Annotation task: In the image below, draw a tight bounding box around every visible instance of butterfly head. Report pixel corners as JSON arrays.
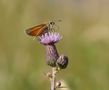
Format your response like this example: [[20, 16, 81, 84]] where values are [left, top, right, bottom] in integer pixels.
[[48, 20, 61, 31]]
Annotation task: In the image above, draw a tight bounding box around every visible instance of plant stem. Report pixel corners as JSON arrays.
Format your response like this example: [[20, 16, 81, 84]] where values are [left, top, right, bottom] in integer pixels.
[[50, 67, 56, 90]]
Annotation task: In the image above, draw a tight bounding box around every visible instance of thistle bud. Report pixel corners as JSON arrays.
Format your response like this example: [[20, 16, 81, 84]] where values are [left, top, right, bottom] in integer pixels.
[[56, 55, 68, 69]]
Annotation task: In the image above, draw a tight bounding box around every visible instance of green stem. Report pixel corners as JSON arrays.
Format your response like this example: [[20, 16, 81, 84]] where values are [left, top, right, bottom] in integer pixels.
[[50, 67, 56, 90]]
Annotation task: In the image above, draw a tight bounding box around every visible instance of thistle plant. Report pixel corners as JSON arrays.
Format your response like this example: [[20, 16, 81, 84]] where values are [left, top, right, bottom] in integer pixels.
[[38, 32, 69, 90]]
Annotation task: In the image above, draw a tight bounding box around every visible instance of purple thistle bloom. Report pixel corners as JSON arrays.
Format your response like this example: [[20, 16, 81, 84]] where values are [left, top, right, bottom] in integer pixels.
[[38, 32, 62, 67], [38, 32, 62, 45]]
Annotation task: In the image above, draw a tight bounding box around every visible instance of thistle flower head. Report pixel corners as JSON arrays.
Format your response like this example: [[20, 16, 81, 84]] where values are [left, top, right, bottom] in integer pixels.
[[38, 32, 62, 45], [37, 32, 62, 67]]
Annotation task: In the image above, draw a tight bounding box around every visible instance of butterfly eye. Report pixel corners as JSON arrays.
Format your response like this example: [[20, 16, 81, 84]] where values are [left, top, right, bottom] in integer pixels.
[[50, 21, 55, 25]]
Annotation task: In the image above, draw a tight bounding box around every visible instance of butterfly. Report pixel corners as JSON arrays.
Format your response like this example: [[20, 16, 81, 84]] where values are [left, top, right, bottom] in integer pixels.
[[25, 21, 56, 37]]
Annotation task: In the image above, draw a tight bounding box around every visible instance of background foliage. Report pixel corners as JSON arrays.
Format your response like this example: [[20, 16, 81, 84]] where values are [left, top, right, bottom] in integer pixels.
[[0, 0, 109, 90]]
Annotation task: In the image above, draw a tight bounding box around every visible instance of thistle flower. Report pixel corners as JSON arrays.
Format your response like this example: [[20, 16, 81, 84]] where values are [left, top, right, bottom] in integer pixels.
[[38, 32, 62, 67]]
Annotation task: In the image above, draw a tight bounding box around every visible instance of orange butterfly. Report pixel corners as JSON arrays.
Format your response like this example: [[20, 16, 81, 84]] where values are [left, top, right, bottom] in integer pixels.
[[25, 21, 55, 37]]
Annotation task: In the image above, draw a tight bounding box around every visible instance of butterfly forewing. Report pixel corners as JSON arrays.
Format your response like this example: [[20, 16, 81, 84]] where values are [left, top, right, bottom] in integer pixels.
[[26, 24, 47, 36]]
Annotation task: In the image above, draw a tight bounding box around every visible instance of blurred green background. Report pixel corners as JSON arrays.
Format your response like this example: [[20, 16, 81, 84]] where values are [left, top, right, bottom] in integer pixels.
[[0, 0, 109, 90]]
